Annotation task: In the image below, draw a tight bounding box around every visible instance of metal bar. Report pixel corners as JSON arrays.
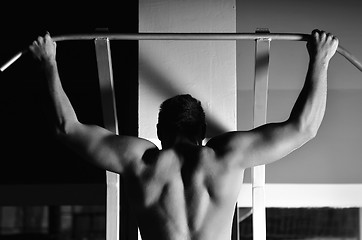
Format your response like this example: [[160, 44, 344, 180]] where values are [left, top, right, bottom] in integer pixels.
[[252, 28, 270, 240], [94, 37, 120, 240], [1, 32, 361, 72], [50, 32, 310, 41], [337, 45, 362, 72], [0, 51, 22, 72]]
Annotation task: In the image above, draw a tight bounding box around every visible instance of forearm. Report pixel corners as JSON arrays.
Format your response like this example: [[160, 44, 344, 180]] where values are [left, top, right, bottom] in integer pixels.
[[42, 60, 78, 134], [289, 58, 328, 136]]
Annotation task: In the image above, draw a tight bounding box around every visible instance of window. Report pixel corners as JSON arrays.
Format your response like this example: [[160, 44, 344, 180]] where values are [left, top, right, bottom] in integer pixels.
[[0, 205, 105, 240], [239, 207, 360, 240]]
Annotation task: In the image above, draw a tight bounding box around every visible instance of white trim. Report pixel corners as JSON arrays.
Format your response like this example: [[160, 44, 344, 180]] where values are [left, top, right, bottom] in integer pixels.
[[252, 29, 270, 240], [238, 184, 362, 208], [94, 37, 120, 240]]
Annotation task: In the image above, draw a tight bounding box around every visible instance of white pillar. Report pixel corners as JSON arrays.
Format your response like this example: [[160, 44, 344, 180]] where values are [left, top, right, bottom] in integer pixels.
[[94, 38, 120, 240], [252, 28, 270, 240]]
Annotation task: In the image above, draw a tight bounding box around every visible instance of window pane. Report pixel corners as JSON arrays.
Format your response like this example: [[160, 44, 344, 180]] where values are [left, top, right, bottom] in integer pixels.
[[0, 205, 105, 240], [239, 207, 359, 240]]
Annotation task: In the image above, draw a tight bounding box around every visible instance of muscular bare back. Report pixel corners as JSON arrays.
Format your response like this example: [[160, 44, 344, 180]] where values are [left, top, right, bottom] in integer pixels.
[[124, 142, 244, 240]]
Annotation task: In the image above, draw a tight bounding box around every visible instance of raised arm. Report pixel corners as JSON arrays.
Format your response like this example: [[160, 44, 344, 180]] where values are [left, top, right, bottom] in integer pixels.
[[29, 33, 156, 173], [207, 29, 339, 169]]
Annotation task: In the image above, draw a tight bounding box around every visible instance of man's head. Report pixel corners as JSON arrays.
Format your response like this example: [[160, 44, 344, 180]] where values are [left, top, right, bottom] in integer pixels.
[[157, 94, 206, 147]]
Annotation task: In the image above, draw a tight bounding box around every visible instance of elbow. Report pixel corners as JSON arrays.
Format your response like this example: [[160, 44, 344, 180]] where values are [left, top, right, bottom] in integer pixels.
[[306, 126, 318, 141], [310, 118, 323, 139], [288, 110, 325, 144], [298, 121, 319, 142], [55, 120, 79, 137], [290, 117, 320, 142]]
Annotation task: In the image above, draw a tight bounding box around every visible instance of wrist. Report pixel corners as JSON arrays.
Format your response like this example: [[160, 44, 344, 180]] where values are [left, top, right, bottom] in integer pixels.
[[42, 57, 57, 65], [309, 56, 329, 68], [41, 57, 57, 70], [40, 58, 59, 78]]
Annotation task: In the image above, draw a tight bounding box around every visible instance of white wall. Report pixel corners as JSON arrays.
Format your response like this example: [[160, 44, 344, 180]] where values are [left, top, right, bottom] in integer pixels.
[[139, 0, 237, 146]]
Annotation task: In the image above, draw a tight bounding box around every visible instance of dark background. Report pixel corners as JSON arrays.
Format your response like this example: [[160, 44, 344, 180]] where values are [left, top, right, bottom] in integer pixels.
[[0, 2, 139, 184]]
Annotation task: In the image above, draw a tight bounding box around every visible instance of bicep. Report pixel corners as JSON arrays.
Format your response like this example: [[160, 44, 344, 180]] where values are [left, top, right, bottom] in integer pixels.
[[242, 122, 308, 167], [58, 122, 156, 173], [207, 121, 312, 169]]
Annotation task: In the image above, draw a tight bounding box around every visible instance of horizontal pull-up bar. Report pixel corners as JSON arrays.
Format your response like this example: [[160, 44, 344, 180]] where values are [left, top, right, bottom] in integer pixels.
[[1, 32, 362, 72], [51, 32, 311, 41]]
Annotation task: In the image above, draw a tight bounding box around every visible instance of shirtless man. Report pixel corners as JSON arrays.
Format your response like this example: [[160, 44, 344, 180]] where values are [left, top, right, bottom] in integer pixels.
[[29, 29, 338, 240]]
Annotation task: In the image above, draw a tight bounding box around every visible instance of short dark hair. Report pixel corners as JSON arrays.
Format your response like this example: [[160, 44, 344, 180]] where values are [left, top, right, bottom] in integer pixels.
[[158, 94, 206, 139]]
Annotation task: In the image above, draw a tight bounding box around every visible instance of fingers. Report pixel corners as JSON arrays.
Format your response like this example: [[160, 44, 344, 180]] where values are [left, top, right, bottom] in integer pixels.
[[37, 36, 44, 44], [32, 31, 55, 47], [308, 29, 339, 61], [311, 29, 338, 42], [312, 29, 327, 40], [311, 29, 320, 38], [45, 32, 57, 48], [309, 29, 339, 52], [29, 31, 57, 60], [44, 31, 52, 41]]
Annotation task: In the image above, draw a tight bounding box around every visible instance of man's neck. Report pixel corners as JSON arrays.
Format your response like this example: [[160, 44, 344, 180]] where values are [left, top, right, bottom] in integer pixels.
[[161, 135, 202, 149]]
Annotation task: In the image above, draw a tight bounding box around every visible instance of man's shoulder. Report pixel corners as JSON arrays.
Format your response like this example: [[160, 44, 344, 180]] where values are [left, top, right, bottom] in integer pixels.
[[205, 132, 239, 155]]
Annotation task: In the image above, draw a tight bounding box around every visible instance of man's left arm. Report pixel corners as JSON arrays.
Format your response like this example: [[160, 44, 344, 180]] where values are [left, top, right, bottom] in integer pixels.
[[207, 30, 339, 169]]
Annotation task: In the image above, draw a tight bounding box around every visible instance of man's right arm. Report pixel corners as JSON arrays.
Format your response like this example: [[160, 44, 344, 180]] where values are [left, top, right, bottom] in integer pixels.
[[30, 33, 157, 173]]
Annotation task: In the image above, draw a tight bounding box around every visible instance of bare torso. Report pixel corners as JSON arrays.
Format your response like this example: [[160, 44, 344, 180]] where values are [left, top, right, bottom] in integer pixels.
[[123, 143, 245, 240]]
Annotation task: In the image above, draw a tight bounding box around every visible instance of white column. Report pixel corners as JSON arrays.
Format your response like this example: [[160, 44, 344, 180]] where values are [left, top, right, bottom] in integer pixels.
[[94, 38, 120, 240], [252, 28, 270, 240]]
